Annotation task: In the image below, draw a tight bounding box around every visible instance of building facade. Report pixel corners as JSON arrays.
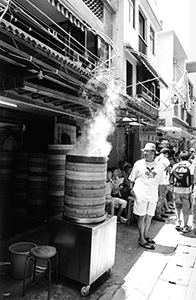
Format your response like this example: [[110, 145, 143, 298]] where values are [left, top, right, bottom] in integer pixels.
[[0, 0, 163, 165], [157, 30, 196, 152], [109, 0, 165, 165], [0, 0, 165, 216]]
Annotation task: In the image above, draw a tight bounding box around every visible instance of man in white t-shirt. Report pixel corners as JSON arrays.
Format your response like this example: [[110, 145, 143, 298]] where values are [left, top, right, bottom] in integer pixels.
[[129, 143, 165, 250], [154, 148, 173, 221]]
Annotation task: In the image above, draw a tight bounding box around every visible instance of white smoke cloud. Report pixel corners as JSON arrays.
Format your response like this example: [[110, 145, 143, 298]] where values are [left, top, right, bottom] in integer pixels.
[[73, 75, 125, 157]]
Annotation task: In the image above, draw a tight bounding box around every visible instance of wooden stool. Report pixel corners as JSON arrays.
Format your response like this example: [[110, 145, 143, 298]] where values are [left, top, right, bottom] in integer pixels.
[[22, 245, 58, 300]]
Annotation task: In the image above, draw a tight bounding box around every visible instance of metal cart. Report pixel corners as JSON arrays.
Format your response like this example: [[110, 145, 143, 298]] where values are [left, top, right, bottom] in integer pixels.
[[49, 214, 117, 296]]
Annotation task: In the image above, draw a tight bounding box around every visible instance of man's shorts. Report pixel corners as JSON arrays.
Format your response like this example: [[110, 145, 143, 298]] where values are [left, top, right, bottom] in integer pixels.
[[133, 198, 157, 216], [173, 193, 192, 214]]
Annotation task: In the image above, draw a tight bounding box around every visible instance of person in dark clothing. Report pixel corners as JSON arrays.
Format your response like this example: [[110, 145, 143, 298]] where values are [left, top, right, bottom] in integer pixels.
[[119, 164, 133, 200]]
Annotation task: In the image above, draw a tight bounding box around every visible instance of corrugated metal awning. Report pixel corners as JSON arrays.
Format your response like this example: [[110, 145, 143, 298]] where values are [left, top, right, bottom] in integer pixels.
[[47, 0, 86, 31], [158, 126, 196, 141], [140, 56, 158, 79]]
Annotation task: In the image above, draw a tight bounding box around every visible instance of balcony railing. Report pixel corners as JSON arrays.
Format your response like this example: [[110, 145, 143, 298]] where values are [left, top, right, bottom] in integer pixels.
[[3, 5, 107, 72], [134, 95, 159, 119], [37, 26, 104, 71], [137, 83, 160, 107]]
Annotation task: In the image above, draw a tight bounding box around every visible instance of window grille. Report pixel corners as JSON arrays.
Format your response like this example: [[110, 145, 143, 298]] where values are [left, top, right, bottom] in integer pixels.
[[82, 0, 103, 21]]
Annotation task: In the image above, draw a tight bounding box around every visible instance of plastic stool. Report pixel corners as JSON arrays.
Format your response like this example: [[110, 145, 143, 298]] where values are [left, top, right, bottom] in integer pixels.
[[22, 245, 58, 300]]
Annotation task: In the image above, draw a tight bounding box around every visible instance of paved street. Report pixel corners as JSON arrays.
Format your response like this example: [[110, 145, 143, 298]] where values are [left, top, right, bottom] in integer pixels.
[[113, 215, 196, 300], [0, 213, 196, 299]]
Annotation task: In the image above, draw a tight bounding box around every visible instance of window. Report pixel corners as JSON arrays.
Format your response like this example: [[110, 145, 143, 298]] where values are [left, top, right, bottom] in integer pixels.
[[174, 105, 178, 117], [138, 10, 147, 54], [126, 61, 133, 96], [87, 31, 97, 55], [128, 0, 135, 28], [189, 82, 193, 98], [139, 11, 145, 40], [150, 26, 155, 55], [181, 106, 185, 120]]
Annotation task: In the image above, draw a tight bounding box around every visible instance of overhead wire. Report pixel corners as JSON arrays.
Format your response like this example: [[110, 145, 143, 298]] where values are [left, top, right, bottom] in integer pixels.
[[6, 8, 78, 64], [6, 0, 119, 83], [10, 0, 103, 64], [2, 9, 91, 88]]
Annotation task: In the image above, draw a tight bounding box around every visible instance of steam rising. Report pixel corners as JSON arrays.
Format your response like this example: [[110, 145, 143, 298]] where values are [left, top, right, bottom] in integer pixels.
[[74, 74, 124, 157]]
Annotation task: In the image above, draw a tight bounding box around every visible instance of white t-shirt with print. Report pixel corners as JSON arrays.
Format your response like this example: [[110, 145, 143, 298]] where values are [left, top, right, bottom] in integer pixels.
[[155, 154, 170, 185], [128, 158, 165, 202]]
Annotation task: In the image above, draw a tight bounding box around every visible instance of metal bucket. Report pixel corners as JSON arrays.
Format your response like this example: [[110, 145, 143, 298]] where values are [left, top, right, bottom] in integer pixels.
[[47, 144, 75, 216], [9, 242, 37, 279], [64, 155, 107, 224]]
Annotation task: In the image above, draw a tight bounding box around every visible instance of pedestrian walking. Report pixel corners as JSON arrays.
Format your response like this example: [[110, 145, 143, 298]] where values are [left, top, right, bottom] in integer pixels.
[[192, 190, 196, 235], [188, 147, 196, 164], [190, 151, 196, 235], [129, 143, 165, 250], [170, 150, 194, 233], [153, 147, 174, 222]]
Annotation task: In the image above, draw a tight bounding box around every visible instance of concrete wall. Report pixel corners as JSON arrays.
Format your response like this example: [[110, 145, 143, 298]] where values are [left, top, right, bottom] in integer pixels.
[[157, 33, 174, 84]]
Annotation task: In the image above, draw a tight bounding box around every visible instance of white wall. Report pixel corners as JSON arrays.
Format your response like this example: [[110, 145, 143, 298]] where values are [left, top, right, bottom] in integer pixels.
[[157, 33, 174, 83]]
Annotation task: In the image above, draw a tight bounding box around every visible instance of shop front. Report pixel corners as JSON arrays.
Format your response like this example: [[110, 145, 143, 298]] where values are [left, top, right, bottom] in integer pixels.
[[157, 126, 196, 157]]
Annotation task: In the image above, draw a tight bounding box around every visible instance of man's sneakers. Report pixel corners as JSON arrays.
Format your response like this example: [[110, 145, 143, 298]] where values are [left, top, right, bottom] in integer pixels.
[[175, 220, 182, 230], [175, 221, 190, 233], [169, 203, 175, 210], [182, 225, 190, 233], [117, 216, 127, 224]]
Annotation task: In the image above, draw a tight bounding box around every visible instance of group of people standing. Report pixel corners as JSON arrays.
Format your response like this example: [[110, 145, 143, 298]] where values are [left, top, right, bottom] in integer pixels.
[[129, 143, 196, 250], [106, 143, 196, 251]]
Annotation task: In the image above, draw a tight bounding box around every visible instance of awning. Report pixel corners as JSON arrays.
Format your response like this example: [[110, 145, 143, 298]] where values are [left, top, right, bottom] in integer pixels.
[[47, 0, 86, 31], [158, 126, 196, 141], [125, 45, 168, 87], [140, 56, 159, 79]]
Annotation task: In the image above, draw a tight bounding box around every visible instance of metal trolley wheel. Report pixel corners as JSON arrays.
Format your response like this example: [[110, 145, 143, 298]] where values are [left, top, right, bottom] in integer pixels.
[[81, 285, 90, 296]]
